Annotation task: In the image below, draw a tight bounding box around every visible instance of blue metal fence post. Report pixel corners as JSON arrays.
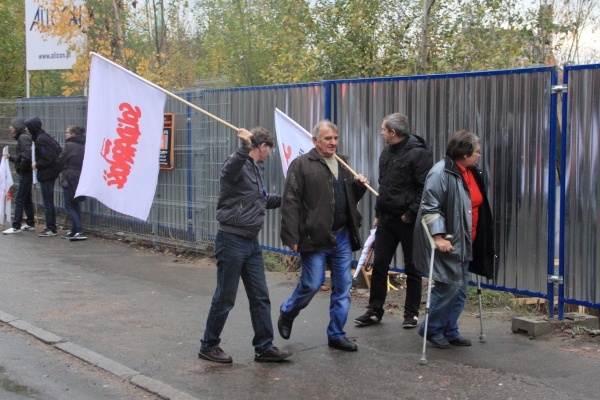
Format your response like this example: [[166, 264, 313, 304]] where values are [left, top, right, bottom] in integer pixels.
[[323, 81, 332, 122], [558, 69, 570, 321]]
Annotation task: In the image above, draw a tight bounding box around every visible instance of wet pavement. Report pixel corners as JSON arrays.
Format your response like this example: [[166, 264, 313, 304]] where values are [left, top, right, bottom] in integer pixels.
[[1, 230, 599, 399]]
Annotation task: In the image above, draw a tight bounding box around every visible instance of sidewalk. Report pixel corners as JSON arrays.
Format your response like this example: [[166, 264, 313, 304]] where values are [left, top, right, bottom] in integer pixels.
[[0, 231, 599, 399]]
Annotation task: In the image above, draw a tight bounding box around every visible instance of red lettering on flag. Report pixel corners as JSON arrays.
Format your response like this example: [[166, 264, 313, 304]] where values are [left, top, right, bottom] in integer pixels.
[[282, 142, 292, 166], [101, 103, 142, 189]]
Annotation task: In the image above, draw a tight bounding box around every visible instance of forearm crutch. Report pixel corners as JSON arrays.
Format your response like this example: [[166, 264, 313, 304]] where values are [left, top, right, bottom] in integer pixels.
[[476, 275, 485, 342]]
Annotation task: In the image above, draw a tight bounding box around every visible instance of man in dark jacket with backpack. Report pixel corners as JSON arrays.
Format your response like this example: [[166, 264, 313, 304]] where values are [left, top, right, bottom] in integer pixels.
[[354, 113, 433, 328], [26, 117, 62, 237], [2, 117, 35, 234]]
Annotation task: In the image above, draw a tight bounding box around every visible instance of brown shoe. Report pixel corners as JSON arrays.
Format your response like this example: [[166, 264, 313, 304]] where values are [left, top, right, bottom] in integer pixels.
[[198, 347, 233, 363], [254, 346, 293, 362]]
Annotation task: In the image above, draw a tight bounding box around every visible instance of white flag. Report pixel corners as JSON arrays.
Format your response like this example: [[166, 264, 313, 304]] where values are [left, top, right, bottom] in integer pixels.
[[274, 108, 314, 178], [76, 53, 167, 220], [0, 146, 14, 225]]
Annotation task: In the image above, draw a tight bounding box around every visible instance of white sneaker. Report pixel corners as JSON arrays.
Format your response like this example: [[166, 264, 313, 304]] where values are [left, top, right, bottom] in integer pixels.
[[3, 227, 22, 234], [20, 224, 35, 231]]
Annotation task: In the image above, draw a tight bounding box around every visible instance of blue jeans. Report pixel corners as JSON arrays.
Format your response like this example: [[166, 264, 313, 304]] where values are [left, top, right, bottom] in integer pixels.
[[63, 187, 82, 233], [40, 180, 57, 232], [419, 261, 469, 341], [201, 231, 274, 354], [12, 173, 34, 229], [281, 228, 353, 340]]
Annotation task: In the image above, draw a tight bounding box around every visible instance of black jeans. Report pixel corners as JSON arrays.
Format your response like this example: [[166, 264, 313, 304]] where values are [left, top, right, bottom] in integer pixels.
[[368, 217, 421, 316], [40, 180, 57, 232], [12, 173, 35, 229]]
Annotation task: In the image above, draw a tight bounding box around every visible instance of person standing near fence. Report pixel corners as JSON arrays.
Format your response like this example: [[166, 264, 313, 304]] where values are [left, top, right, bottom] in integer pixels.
[[3, 117, 36, 234], [199, 127, 292, 364], [278, 120, 369, 352], [57, 125, 87, 241], [26, 117, 62, 237], [413, 130, 494, 349], [354, 113, 433, 328]]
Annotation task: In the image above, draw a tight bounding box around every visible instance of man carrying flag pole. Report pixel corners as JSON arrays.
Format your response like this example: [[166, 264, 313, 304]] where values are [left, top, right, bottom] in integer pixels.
[[81, 53, 293, 363]]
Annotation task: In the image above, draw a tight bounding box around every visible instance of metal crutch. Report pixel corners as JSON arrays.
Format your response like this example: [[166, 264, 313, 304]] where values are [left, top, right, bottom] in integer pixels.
[[476, 275, 486, 342], [419, 214, 441, 365]]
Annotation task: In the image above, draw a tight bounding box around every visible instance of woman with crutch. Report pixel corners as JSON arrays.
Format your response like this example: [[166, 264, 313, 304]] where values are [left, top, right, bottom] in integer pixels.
[[413, 130, 495, 359]]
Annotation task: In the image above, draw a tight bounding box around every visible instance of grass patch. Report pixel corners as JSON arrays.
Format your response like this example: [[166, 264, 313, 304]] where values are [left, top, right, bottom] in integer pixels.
[[467, 286, 515, 308], [263, 250, 301, 273]]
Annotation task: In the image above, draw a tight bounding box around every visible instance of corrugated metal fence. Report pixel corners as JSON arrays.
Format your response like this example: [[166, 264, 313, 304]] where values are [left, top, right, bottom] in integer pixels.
[[1, 65, 598, 316], [561, 64, 600, 316]]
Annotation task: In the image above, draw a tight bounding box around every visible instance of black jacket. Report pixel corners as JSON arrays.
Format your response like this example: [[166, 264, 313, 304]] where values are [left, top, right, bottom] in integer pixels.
[[25, 117, 62, 183], [280, 148, 367, 253], [216, 145, 281, 239], [57, 134, 86, 198], [8, 117, 32, 175], [375, 134, 433, 222]]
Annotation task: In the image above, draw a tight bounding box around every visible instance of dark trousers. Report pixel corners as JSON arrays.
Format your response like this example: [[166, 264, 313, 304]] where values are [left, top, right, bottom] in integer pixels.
[[201, 231, 274, 354], [12, 173, 35, 229], [63, 187, 82, 233], [39, 179, 57, 232], [368, 217, 421, 316]]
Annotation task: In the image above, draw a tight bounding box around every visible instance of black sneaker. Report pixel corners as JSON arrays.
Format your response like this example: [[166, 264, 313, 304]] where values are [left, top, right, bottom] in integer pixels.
[[69, 232, 87, 241], [354, 308, 383, 326], [254, 346, 293, 362], [38, 229, 57, 237], [403, 314, 419, 329], [62, 231, 74, 239], [198, 347, 233, 363]]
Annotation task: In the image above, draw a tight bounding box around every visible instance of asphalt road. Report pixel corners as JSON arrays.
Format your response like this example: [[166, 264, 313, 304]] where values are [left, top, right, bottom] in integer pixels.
[[1, 230, 599, 399], [0, 323, 158, 400]]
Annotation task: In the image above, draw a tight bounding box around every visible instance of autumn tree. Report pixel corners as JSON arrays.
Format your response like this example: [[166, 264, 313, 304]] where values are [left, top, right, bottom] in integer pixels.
[[37, 0, 197, 95], [0, 1, 27, 98], [193, 0, 314, 86]]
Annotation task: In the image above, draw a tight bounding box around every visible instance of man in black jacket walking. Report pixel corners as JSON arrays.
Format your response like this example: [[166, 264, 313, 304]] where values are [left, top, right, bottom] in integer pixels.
[[199, 127, 292, 364], [354, 113, 433, 328], [26, 117, 62, 237], [2, 118, 35, 234]]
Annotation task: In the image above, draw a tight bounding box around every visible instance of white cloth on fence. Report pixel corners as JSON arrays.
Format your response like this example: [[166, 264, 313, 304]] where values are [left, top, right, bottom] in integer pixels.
[[0, 146, 14, 225], [353, 228, 376, 279]]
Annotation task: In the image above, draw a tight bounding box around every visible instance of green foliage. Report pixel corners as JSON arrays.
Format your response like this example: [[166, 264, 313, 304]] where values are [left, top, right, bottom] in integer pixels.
[[1, 0, 599, 95], [0, 1, 26, 99], [263, 250, 301, 273], [467, 285, 515, 308]]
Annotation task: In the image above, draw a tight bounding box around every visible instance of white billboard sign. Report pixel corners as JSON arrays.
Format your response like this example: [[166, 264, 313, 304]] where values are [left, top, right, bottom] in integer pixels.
[[25, 0, 82, 71]]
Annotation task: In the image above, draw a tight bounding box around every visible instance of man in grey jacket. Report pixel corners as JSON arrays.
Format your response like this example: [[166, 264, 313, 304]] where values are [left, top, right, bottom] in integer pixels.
[[199, 127, 292, 364]]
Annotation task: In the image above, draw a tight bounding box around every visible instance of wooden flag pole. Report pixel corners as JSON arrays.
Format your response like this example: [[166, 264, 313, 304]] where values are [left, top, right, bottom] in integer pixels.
[[333, 154, 379, 196], [162, 86, 380, 196], [90, 53, 377, 196]]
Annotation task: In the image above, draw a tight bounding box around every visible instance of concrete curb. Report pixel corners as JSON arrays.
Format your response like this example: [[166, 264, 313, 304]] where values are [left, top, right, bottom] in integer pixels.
[[9, 319, 64, 344], [131, 375, 200, 400], [2, 308, 201, 400]]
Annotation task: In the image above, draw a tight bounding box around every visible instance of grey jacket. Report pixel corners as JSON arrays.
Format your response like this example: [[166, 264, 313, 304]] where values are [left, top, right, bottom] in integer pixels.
[[216, 145, 281, 239], [413, 157, 495, 285]]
